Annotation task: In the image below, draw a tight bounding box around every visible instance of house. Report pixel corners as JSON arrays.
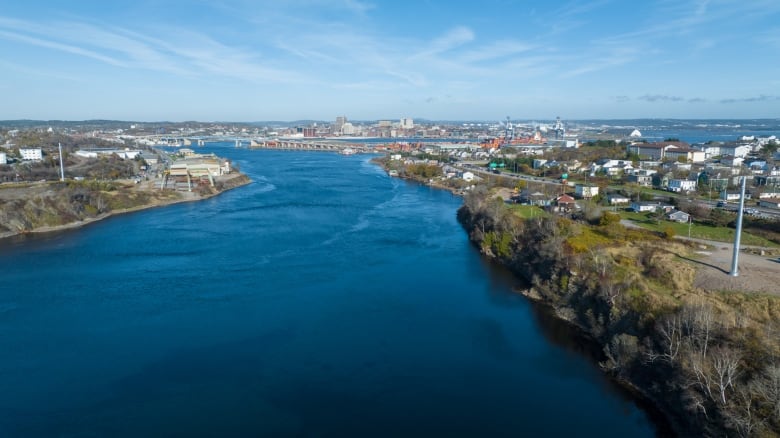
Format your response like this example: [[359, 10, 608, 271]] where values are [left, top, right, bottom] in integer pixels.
[[759, 191, 780, 199], [664, 147, 706, 163], [696, 144, 722, 159], [555, 194, 577, 211], [720, 144, 752, 158], [461, 171, 475, 182], [518, 190, 552, 206], [755, 175, 780, 187], [627, 141, 692, 160], [20, 147, 43, 161], [630, 202, 658, 212], [668, 179, 697, 193], [607, 194, 631, 205], [721, 191, 752, 201], [758, 198, 780, 210], [720, 156, 744, 167], [630, 202, 674, 213], [0, 151, 6, 165], [575, 184, 599, 199], [667, 210, 691, 223], [627, 143, 665, 160], [626, 174, 653, 186], [598, 159, 633, 177]]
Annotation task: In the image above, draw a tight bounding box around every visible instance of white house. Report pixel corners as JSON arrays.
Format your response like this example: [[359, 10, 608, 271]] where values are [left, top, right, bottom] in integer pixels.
[[697, 145, 721, 159], [720, 144, 752, 158], [667, 210, 691, 223], [20, 148, 43, 161], [575, 184, 599, 199], [462, 171, 475, 182], [668, 179, 697, 193], [630, 202, 659, 212], [607, 194, 631, 205], [0, 151, 6, 165], [631, 202, 674, 213], [720, 156, 744, 167], [721, 191, 752, 201]]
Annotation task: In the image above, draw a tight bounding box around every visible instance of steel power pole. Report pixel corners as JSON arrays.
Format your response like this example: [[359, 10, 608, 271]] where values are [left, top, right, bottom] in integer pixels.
[[729, 176, 747, 277]]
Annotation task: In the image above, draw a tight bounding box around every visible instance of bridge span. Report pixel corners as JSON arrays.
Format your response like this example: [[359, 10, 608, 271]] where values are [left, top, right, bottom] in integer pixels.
[[248, 139, 372, 153]]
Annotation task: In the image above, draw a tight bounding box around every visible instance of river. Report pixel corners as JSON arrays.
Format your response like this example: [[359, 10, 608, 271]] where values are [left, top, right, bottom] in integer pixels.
[[0, 145, 664, 436]]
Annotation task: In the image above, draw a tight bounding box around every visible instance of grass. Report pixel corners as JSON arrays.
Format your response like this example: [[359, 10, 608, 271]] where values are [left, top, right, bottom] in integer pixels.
[[619, 211, 778, 247], [566, 226, 614, 253], [507, 204, 549, 219]]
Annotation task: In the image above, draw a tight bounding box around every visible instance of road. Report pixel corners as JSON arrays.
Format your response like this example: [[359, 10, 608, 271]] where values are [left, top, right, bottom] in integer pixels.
[[453, 161, 780, 219]]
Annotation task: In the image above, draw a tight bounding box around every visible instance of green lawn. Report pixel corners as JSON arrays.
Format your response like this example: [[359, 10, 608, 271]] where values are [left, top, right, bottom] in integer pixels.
[[508, 204, 549, 219], [619, 211, 778, 247]]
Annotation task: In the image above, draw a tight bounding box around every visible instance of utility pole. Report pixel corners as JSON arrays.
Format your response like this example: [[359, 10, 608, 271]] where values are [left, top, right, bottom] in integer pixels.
[[58, 142, 65, 181], [729, 176, 747, 277], [688, 214, 692, 238]]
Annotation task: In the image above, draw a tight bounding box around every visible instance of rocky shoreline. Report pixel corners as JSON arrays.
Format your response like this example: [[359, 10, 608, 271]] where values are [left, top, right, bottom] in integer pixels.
[[0, 173, 251, 241], [456, 188, 780, 437]]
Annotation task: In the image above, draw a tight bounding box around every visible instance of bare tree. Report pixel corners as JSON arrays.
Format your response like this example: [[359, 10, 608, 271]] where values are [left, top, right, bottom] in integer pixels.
[[681, 303, 715, 360], [692, 346, 741, 406], [647, 313, 683, 364], [756, 364, 780, 422], [712, 347, 741, 405], [725, 384, 766, 438], [600, 281, 622, 307]]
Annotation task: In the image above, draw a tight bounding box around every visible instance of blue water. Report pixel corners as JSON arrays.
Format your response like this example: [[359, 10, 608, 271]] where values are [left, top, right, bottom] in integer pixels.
[[0, 145, 661, 436]]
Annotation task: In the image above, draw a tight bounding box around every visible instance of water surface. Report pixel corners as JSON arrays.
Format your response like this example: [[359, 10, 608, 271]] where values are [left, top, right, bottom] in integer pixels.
[[0, 145, 660, 436]]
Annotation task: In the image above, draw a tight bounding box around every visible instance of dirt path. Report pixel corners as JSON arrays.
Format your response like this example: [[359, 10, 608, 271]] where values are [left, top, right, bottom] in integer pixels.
[[685, 240, 780, 295]]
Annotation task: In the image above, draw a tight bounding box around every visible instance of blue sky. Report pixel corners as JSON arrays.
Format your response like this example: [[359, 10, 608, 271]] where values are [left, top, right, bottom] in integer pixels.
[[1, 0, 779, 121]]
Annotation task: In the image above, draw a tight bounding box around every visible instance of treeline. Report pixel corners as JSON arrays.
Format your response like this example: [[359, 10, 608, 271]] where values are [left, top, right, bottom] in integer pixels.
[[458, 188, 780, 437]]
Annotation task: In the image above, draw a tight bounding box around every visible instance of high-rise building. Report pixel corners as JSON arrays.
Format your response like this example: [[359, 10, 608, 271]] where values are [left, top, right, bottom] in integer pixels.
[[400, 118, 414, 130], [334, 116, 347, 133], [341, 122, 356, 136]]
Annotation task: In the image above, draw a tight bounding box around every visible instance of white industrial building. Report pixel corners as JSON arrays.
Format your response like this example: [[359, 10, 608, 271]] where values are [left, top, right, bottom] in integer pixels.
[[20, 148, 43, 161]]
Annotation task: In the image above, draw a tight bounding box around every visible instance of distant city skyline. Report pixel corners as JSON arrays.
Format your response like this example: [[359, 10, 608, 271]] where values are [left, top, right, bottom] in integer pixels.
[[1, 1, 779, 122]]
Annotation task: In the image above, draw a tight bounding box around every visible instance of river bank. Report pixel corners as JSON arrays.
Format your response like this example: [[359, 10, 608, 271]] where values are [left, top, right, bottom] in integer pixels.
[[0, 172, 251, 241], [457, 188, 780, 437], [370, 157, 680, 434]]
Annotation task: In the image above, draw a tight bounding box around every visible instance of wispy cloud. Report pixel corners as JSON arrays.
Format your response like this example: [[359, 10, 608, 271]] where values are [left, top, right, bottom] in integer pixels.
[[408, 26, 475, 61], [720, 95, 780, 104], [638, 94, 685, 102], [0, 15, 302, 83]]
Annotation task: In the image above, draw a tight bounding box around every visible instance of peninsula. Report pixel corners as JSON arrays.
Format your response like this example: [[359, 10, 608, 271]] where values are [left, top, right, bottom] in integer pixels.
[[0, 127, 250, 240]]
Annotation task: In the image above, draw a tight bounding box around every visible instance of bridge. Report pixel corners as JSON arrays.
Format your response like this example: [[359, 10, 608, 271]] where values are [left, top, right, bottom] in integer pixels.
[[248, 139, 373, 153]]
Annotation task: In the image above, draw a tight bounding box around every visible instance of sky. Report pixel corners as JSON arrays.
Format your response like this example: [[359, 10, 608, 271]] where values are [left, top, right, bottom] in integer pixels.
[[1, 0, 779, 122]]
